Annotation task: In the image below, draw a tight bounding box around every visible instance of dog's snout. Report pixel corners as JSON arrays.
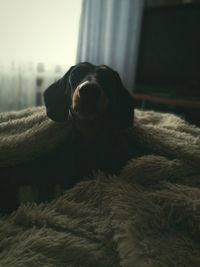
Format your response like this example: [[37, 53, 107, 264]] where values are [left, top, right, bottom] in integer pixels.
[[73, 82, 102, 115], [79, 82, 101, 101]]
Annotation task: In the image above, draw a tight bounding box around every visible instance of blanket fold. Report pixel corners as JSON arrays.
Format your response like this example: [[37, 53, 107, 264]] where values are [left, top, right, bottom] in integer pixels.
[[0, 107, 200, 267]]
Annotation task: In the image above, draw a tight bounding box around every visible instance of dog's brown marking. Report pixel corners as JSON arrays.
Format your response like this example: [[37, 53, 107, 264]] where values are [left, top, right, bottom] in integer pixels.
[[71, 86, 81, 110]]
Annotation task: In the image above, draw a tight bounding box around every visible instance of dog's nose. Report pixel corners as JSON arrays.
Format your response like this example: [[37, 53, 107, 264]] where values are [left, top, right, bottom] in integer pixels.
[[78, 82, 101, 114], [79, 82, 101, 101]]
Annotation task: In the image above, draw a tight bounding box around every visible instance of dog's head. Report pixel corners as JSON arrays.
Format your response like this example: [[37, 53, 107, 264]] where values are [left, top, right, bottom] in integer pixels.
[[44, 62, 134, 130]]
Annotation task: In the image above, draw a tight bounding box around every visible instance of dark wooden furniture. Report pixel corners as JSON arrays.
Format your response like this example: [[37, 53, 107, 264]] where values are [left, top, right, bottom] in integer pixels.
[[134, 3, 200, 125]]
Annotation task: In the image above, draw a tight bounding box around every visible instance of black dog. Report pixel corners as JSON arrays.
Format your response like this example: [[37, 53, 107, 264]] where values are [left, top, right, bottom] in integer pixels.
[[0, 63, 135, 214], [44, 62, 134, 130]]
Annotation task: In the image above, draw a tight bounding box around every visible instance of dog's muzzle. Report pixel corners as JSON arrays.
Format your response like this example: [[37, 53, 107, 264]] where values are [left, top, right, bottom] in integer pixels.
[[70, 81, 109, 121]]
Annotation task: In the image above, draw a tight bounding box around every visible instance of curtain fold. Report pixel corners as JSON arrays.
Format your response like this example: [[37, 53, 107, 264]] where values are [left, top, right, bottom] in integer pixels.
[[76, 0, 144, 91]]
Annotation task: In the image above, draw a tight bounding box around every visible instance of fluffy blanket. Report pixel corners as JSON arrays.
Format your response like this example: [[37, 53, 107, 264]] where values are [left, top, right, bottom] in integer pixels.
[[0, 107, 200, 267]]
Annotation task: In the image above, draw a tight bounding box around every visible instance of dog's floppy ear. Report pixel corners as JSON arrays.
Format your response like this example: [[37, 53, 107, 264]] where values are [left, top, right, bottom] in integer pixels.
[[97, 66, 134, 129], [112, 71, 134, 129], [43, 66, 74, 122]]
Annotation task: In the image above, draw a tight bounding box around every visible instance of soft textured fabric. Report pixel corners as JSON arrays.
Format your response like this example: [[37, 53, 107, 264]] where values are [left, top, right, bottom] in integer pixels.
[[0, 107, 200, 267]]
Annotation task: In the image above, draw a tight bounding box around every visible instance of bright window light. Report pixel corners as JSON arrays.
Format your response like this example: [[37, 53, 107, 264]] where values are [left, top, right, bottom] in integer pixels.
[[0, 0, 82, 67], [0, 0, 82, 112]]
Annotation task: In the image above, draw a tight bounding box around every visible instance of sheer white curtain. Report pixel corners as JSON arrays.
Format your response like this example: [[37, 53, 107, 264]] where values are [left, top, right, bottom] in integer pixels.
[[76, 0, 144, 91], [0, 0, 81, 112]]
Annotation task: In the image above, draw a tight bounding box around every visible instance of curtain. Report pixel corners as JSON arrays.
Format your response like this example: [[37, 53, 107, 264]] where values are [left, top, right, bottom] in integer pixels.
[[76, 0, 144, 91]]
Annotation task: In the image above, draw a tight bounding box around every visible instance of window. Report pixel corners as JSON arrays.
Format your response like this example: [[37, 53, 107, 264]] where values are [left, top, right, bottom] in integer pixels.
[[0, 0, 82, 111]]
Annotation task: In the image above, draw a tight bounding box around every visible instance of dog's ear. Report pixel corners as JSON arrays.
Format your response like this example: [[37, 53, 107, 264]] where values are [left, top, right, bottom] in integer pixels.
[[97, 67, 134, 129], [43, 66, 74, 122], [44, 62, 94, 122], [112, 71, 134, 129]]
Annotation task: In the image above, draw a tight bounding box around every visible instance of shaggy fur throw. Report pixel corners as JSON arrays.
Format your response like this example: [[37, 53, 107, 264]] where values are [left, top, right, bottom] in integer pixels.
[[0, 107, 200, 266]]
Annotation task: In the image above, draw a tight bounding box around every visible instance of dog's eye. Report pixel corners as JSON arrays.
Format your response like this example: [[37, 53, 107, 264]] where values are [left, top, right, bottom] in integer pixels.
[[96, 67, 110, 80], [98, 65, 108, 70], [96, 67, 116, 85], [97, 66, 109, 73], [70, 64, 92, 89]]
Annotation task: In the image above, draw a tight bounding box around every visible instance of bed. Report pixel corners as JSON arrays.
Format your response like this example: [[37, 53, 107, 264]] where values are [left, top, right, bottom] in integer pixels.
[[0, 106, 200, 266]]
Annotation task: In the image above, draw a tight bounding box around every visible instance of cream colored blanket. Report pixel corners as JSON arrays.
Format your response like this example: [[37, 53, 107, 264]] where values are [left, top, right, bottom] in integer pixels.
[[0, 107, 200, 267]]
